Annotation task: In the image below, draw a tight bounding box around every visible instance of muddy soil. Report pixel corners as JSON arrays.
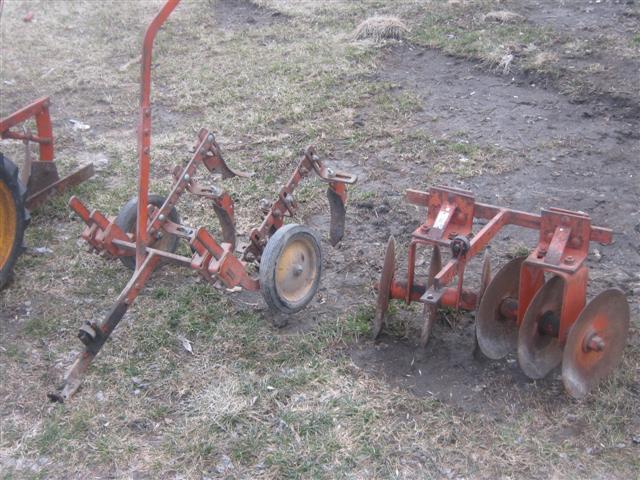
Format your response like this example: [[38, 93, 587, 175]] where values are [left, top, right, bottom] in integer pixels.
[[523, 0, 640, 117], [316, 43, 640, 413], [213, 0, 285, 32]]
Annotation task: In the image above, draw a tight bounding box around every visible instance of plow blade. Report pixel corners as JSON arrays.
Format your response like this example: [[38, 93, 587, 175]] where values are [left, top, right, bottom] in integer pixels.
[[26, 162, 95, 210]]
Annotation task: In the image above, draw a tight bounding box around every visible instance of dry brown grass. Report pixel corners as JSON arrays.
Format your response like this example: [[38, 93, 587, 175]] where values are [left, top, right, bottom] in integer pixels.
[[0, 0, 638, 479], [352, 15, 409, 42], [483, 10, 524, 24]]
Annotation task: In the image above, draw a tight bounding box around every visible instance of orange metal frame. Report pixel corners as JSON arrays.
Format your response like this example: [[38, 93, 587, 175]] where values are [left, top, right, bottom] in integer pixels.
[[0, 97, 54, 161], [389, 186, 612, 344], [52, 0, 356, 402]]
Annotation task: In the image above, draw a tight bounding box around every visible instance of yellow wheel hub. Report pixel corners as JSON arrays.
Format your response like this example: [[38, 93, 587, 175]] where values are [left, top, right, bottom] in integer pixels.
[[275, 237, 318, 304], [0, 180, 18, 269]]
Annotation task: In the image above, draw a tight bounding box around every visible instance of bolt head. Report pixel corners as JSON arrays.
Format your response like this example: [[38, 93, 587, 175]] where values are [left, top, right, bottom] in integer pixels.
[[183, 173, 191, 182], [158, 214, 166, 222]]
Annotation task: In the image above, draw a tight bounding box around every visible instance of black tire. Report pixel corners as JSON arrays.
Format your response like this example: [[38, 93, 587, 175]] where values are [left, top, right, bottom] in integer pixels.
[[259, 224, 322, 314], [0, 154, 28, 290], [114, 194, 180, 270]]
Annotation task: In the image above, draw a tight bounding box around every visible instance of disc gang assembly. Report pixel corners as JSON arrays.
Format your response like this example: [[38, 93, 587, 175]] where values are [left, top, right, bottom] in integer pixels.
[[373, 185, 630, 399]]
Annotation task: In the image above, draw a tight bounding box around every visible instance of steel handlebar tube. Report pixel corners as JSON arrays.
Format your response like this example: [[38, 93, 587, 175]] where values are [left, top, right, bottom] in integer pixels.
[[136, 0, 181, 270]]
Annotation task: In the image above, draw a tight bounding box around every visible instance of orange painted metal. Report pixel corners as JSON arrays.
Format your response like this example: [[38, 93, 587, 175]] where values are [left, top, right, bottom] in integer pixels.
[[1, 97, 95, 209], [379, 185, 615, 353], [136, 0, 181, 269], [55, 0, 357, 402], [0, 97, 54, 161]]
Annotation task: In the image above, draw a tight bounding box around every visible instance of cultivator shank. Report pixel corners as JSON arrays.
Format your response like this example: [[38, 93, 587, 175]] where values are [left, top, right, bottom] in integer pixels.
[[374, 185, 629, 398]]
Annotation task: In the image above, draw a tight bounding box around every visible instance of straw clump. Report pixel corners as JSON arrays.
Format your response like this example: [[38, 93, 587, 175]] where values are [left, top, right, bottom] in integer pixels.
[[483, 11, 524, 23], [352, 16, 409, 42]]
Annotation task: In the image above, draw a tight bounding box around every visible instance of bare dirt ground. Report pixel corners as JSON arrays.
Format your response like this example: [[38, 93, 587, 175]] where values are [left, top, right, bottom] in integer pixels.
[[1, 0, 638, 478]]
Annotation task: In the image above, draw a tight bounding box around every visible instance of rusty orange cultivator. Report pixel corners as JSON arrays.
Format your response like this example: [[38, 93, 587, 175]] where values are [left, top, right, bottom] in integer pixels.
[[374, 186, 630, 399], [48, 0, 356, 402]]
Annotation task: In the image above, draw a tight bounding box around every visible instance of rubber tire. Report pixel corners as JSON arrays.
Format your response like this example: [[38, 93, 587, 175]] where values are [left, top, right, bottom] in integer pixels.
[[114, 194, 180, 270], [0, 154, 28, 290], [259, 224, 322, 314]]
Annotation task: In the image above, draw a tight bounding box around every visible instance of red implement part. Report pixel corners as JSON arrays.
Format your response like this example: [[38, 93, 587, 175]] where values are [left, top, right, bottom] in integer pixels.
[[53, 0, 357, 402], [375, 185, 626, 398], [0, 97, 95, 209]]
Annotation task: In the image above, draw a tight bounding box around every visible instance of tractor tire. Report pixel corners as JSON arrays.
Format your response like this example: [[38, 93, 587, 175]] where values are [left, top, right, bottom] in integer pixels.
[[0, 153, 29, 290]]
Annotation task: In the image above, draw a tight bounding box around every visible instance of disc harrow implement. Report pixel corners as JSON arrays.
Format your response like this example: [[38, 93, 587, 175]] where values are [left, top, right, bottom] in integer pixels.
[[373, 185, 629, 399]]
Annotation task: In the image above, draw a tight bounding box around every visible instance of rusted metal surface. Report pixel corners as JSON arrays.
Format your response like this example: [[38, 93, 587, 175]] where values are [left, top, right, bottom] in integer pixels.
[[374, 184, 628, 398], [562, 289, 630, 399], [53, 0, 357, 402], [243, 146, 356, 262]]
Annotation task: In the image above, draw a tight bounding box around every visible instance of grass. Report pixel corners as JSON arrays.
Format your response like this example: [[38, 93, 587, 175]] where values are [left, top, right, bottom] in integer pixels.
[[0, 0, 638, 479]]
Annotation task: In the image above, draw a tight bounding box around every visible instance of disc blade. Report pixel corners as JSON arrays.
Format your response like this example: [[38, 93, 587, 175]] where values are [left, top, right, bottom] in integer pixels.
[[562, 289, 630, 399], [427, 245, 442, 288], [476, 256, 524, 359], [372, 236, 395, 338], [419, 303, 437, 348], [518, 276, 564, 379]]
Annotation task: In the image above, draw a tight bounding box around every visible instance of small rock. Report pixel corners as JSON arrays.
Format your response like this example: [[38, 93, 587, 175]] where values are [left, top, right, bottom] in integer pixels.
[[593, 249, 602, 261], [33, 246, 53, 255], [215, 454, 234, 474]]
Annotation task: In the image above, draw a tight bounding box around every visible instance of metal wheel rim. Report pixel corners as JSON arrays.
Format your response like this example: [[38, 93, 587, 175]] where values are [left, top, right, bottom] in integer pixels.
[[275, 236, 319, 304]]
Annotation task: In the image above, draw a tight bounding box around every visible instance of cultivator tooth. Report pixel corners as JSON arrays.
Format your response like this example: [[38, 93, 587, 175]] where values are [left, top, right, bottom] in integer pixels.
[[327, 184, 346, 246], [419, 303, 437, 347], [373, 235, 396, 339]]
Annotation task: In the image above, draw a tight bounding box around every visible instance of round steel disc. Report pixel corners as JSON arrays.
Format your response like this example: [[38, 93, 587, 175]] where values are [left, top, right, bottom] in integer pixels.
[[562, 289, 630, 399], [419, 303, 437, 348], [476, 256, 524, 359], [372, 236, 395, 338], [518, 276, 564, 379]]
